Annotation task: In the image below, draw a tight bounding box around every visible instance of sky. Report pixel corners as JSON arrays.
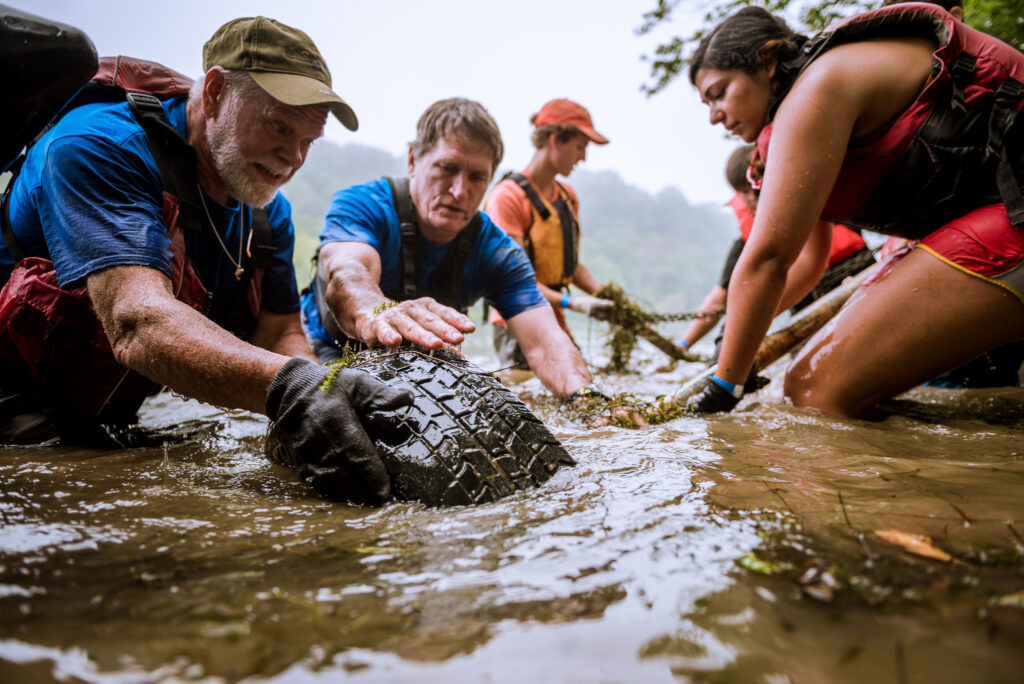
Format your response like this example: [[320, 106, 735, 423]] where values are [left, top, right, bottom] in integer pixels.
[[15, 0, 740, 205]]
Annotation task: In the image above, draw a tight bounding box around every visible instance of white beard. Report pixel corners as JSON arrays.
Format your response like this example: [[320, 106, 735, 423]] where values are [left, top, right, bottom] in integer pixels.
[[206, 103, 288, 208]]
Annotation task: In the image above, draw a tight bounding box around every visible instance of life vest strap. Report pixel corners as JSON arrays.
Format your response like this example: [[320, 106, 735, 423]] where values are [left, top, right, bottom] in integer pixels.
[[989, 78, 1024, 228]]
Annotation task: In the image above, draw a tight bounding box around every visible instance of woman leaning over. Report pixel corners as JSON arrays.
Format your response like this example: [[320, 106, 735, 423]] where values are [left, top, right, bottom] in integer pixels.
[[686, 3, 1024, 418]]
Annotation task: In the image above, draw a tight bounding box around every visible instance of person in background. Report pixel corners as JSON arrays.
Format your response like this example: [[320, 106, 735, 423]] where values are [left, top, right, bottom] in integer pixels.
[[0, 17, 411, 505], [484, 99, 614, 370], [302, 97, 599, 401], [686, 4, 1024, 416], [678, 145, 874, 359]]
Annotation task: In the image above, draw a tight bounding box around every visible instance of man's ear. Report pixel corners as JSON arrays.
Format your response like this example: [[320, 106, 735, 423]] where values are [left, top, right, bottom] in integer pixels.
[[201, 67, 227, 117], [407, 145, 416, 177]]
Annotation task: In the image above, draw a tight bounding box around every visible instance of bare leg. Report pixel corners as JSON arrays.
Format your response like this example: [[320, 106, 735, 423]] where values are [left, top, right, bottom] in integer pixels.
[[784, 248, 1024, 418]]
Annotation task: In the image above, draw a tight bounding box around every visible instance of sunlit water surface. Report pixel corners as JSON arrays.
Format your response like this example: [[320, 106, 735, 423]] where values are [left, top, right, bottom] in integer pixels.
[[2, 339, 1023, 683]]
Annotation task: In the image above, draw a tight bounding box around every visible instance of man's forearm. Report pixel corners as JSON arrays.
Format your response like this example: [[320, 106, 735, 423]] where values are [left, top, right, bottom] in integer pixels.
[[91, 266, 289, 414], [508, 307, 591, 398], [324, 261, 391, 341]]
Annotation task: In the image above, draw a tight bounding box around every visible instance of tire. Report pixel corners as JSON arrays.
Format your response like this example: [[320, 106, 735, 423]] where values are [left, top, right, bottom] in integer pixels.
[[270, 345, 575, 507]]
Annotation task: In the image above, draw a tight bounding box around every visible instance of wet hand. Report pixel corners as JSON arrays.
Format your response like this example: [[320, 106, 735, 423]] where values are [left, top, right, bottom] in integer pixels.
[[567, 294, 615, 321], [265, 358, 414, 505], [357, 297, 475, 349]]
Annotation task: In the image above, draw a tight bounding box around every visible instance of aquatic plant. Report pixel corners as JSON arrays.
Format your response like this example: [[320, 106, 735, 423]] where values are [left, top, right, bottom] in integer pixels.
[[318, 348, 361, 392], [595, 282, 709, 372], [372, 300, 400, 315]]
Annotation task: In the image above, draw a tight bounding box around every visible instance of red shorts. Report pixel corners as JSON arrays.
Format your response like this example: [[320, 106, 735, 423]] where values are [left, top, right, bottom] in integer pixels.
[[916, 203, 1024, 304]]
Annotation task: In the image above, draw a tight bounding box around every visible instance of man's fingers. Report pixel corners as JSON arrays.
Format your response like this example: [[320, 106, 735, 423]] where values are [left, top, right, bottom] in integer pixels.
[[380, 300, 465, 347], [420, 298, 476, 333]]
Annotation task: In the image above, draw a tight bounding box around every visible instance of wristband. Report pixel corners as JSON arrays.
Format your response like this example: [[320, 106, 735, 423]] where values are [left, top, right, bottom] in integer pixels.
[[560, 294, 572, 309], [711, 375, 743, 399], [677, 339, 690, 350]]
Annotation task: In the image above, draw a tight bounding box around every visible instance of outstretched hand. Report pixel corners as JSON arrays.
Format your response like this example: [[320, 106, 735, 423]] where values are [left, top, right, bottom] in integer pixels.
[[265, 357, 414, 504], [567, 294, 615, 322], [355, 297, 475, 349]]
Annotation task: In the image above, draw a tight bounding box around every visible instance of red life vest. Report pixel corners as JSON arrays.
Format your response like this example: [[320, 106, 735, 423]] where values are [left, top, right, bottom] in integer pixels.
[[753, 3, 1024, 239], [0, 56, 267, 424]]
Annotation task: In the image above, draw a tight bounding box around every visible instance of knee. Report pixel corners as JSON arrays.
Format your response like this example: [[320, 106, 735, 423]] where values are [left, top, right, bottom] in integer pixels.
[[783, 355, 862, 419]]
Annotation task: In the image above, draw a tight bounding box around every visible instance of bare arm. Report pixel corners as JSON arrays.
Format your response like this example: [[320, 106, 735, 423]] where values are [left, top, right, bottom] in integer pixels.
[[318, 241, 475, 349], [774, 220, 833, 314], [88, 265, 289, 414], [716, 39, 934, 385], [248, 310, 318, 362], [506, 305, 591, 397], [571, 262, 603, 295], [681, 284, 727, 348]]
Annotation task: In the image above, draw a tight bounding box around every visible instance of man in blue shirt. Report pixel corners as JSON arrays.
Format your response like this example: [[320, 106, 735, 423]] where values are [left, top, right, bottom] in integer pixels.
[[305, 98, 594, 399], [0, 17, 411, 505]]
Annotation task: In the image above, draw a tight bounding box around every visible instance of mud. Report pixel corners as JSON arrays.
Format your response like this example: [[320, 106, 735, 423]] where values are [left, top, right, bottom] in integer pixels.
[[1, 337, 1022, 683]]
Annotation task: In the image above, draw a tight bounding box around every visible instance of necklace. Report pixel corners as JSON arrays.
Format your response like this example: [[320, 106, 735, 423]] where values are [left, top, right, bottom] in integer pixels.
[[197, 182, 246, 281]]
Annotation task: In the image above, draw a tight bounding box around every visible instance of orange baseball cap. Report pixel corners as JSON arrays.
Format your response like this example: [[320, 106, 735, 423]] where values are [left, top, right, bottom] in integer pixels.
[[532, 99, 609, 145]]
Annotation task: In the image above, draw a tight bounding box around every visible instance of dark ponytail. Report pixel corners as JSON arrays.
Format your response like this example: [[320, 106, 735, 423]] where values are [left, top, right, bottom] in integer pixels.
[[688, 7, 808, 87]]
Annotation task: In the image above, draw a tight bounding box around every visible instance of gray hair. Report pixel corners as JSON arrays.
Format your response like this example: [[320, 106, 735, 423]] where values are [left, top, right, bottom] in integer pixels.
[[189, 68, 267, 103], [410, 98, 504, 172]]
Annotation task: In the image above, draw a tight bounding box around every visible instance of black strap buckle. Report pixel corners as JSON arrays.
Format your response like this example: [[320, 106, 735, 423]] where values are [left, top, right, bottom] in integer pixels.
[[125, 91, 165, 117]]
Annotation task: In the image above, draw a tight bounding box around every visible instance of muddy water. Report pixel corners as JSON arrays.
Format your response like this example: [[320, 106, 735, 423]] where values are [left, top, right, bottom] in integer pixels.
[[2, 341, 1023, 683]]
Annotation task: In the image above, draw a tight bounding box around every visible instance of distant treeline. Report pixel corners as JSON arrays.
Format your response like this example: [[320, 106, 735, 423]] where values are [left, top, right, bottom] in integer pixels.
[[282, 140, 736, 317]]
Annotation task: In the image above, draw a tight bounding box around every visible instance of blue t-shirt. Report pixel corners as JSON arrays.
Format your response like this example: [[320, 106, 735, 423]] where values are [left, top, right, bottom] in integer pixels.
[[301, 178, 546, 345], [2, 95, 300, 324]]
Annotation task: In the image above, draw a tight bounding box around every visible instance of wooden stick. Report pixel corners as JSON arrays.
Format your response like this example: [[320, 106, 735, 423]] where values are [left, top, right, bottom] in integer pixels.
[[636, 323, 701, 362], [662, 262, 881, 408]]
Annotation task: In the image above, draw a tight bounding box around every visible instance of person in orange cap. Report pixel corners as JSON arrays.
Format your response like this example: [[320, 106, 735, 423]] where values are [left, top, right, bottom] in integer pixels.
[[485, 99, 614, 369]]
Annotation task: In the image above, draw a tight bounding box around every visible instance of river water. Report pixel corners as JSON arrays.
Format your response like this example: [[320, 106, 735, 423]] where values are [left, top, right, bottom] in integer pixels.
[[2, 333, 1023, 683]]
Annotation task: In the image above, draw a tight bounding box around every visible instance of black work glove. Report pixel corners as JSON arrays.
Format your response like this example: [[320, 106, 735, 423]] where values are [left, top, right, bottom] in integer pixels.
[[265, 357, 413, 505], [686, 377, 741, 415], [744, 373, 770, 394], [687, 369, 769, 415]]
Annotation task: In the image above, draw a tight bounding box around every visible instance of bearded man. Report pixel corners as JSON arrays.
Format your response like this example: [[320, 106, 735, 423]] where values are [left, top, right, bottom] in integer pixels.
[[0, 17, 411, 505]]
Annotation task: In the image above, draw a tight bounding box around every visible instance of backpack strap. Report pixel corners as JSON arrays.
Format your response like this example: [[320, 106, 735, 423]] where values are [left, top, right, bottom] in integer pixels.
[[550, 182, 581, 282], [988, 77, 1024, 228], [247, 207, 274, 270], [1, 155, 27, 264], [949, 52, 978, 113], [386, 176, 423, 299], [427, 213, 481, 311], [126, 91, 203, 232], [314, 253, 349, 346], [503, 171, 551, 220]]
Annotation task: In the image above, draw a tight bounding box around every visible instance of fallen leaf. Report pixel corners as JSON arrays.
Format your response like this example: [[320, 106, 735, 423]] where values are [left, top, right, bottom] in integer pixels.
[[736, 552, 782, 575], [872, 529, 951, 562], [995, 590, 1024, 608]]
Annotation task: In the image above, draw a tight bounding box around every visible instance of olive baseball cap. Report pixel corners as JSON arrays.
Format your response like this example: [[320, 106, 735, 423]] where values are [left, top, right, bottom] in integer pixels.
[[203, 16, 358, 131]]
